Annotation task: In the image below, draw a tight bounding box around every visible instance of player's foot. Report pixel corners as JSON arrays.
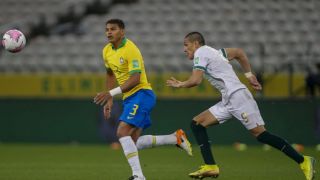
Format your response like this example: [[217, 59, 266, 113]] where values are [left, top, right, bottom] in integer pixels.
[[128, 175, 146, 180], [189, 164, 219, 179], [175, 129, 193, 156], [300, 156, 316, 180]]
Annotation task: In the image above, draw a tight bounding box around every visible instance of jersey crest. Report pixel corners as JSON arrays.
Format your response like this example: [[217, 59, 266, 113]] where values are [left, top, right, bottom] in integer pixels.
[[120, 57, 124, 64]]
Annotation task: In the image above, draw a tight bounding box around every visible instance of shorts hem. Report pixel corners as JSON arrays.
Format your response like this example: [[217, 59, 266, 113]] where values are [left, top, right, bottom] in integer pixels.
[[119, 119, 150, 130]]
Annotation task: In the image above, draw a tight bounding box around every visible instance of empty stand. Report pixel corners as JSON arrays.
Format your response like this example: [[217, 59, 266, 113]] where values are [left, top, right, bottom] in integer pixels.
[[0, 0, 319, 73]]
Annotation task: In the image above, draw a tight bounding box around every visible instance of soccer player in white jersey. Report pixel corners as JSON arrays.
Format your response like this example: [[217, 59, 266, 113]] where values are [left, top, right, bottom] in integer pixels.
[[166, 32, 315, 180]]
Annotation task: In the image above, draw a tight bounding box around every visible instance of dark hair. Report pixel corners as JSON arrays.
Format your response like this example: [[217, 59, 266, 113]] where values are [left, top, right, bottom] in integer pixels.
[[106, 19, 125, 29], [185, 32, 205, 45]]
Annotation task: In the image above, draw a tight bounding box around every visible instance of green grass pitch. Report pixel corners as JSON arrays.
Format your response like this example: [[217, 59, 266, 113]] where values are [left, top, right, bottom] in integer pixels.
[[0, 144, 318, 180]]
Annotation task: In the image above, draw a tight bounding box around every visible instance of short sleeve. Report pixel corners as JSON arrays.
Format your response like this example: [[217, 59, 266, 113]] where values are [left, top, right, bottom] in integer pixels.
[[127, 45, 143, 74], [102, 47, 110, 70], [219, 48, 228, 59], [193, 50, 208, 71]]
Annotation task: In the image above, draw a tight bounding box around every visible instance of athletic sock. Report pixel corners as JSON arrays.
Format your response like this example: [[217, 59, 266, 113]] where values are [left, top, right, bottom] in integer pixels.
[[119, 136, 144, 177], [136, 134, 176, 150], [257, 131, 304, 164], [190, 121, 216, 165]]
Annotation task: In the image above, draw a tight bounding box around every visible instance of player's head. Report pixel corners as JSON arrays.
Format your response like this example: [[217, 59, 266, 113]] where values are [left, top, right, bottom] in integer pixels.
[[105, 19, 125, 44], [184, 32, 206, 60]]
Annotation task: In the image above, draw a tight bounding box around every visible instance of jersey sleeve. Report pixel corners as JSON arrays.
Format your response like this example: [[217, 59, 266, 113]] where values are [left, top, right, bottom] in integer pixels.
[[218, 48, 228, 59], [102, 46, 110, 71], [127, 45, 143, 75], [193, 50, 208, 71]]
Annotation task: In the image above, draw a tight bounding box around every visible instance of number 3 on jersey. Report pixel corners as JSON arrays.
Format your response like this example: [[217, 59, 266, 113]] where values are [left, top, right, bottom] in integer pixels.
[[129, 104, 139, 116]]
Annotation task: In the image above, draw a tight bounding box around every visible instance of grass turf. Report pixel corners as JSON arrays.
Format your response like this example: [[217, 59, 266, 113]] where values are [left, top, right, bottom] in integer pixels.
[[0, 144, 318, 180]]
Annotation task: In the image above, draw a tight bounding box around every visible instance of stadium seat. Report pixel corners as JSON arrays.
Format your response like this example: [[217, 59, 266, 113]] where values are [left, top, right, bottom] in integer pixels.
[[0, 0, 319, 73]]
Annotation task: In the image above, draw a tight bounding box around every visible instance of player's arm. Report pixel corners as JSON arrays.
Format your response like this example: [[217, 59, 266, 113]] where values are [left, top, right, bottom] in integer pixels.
[[101, 68, 117, 119], [99, 69, 140, 120], [119, 72, 140, 92], [95, 73, 140, 106], [166, 69, 204, 88], [224, 48, 251, 72], [224, 48, 262, 90], [94, 45, 142, 106], [94, 68, 124, 106], [106, 68, 117, 91]]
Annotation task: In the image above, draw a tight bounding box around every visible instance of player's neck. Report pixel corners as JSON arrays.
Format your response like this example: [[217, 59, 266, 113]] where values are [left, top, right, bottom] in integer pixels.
[[113, 37, 125, 49], [113, 42, 121, 49]]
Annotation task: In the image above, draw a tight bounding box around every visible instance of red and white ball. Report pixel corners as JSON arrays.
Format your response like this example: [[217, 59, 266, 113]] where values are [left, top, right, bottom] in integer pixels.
[[2, 29, 26, 53]]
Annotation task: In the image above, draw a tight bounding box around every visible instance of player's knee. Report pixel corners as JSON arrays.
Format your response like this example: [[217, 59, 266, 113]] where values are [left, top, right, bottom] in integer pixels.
[[250, 126, 266, 137], [116, 131, 123, 139], [192, 115, 210, 127], [190, 120, 197, 130], [256, 131, 270, 143], [192, 115, 200, 123], [190, 120, 205, 132], [116, 128, 130, 138]]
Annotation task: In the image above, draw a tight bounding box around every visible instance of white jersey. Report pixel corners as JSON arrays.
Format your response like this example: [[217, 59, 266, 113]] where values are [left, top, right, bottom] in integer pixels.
[[193, 45, 246, 103]]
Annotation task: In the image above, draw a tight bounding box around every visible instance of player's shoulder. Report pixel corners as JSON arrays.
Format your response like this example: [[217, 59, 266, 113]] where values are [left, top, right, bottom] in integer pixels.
[[125, 38, 139, 49], [102, 43, 113, 53], [195, 45, 219, 57], [218, 48, 228, 58]]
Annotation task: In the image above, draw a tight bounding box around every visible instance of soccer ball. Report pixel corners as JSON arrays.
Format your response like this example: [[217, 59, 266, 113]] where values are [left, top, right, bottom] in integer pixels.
[[2, 29, 26, 53]]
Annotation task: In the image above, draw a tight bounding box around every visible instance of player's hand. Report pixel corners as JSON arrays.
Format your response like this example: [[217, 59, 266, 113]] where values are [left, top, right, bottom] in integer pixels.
[[247, 75, 262, 91], [166, 77, 182, 88], [93, 91, 112, 106], [103, 100, 113, 120]]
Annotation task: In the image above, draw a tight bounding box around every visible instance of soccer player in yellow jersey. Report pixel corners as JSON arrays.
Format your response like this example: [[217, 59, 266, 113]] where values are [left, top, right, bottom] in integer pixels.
[[93, 19, 192, 180]]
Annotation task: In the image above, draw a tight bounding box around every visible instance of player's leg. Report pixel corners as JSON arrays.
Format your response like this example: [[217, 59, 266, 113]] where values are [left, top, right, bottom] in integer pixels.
[[129, 90, 192, 155], [251, 126, 315, 180], [189, 110, 220, 179], [192, 110, 219, 165], [135, 129, 192, 156], [117, 122, 145, 180], [231, 89, 315, 180], [189, 102, 232, 179], [131, 127, 143, 143], [117, 90, 156, 180], [250, 125, 304, 164]]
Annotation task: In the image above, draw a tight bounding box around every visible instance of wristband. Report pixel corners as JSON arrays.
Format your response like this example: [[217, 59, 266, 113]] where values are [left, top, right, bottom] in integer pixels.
[[109, 87, 122, 96], [244, 72, 254, 78]]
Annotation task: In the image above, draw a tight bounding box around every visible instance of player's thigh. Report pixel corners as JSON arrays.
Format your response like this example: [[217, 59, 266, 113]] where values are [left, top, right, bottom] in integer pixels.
[[249, 125, 266, 137], [228, 89, 265, 130], [116, 122, 143, 141], [193, 110, 218, 127], [117, 121, 136, 138], [120, 90, 156, 130], [194, 102, 232, 127], [194, 101, 233, 127], [136, 90, 156, 129]]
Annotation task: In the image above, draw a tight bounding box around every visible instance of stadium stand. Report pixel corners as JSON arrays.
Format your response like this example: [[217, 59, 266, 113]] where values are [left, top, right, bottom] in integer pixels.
[[0, 0, 319, 73]]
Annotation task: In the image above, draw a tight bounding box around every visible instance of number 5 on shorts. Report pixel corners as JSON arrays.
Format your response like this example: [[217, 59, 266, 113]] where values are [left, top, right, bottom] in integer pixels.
[[129, 104, 139, 116]]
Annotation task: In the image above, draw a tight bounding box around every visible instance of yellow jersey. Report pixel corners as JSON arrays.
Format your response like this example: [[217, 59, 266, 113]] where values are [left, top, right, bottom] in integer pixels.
[[102, 38, 152, 99]]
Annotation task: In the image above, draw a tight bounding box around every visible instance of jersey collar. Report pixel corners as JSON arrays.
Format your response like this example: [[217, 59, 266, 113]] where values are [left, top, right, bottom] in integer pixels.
[[112, 38, 127, 50]]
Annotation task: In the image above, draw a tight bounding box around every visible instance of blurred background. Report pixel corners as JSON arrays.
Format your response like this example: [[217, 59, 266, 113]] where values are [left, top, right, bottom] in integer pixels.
[[0, 0, 319, 146]]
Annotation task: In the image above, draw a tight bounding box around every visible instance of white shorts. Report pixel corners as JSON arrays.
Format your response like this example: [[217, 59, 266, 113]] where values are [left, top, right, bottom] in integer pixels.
[[209, 89, 265, 130]]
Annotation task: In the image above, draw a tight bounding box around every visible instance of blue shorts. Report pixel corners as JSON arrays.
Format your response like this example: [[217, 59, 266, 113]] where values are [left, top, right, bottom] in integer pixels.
[[120, 89, 156, 129]]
